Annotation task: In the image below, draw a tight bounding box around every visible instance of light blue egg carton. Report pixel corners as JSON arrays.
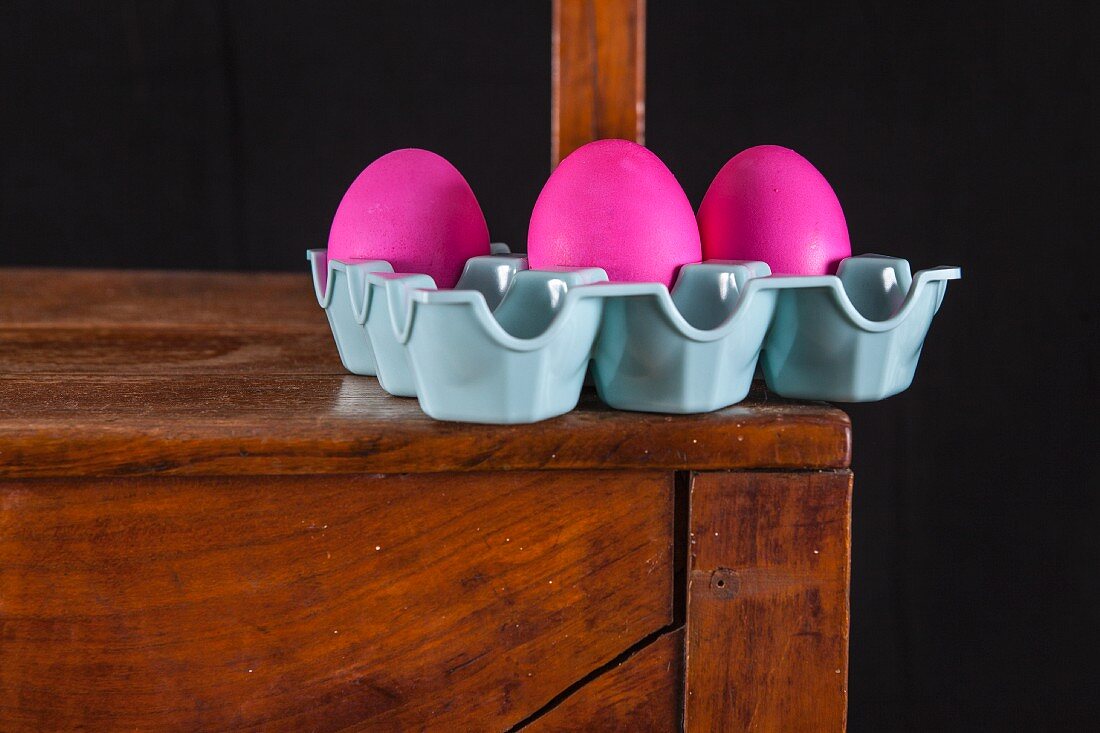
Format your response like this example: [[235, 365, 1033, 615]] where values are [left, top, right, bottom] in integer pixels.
[[308, 248, 959, 423], [759, 254, 961, 401]]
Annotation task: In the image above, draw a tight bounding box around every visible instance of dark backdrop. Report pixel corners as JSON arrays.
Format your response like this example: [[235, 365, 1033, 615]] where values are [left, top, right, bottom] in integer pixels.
[[3, 1, 1096, 730]]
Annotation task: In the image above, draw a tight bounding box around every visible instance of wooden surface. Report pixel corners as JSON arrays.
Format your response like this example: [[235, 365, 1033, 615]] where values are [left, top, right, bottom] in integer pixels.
[[0, 268, 319, 329], [0, 327, 338, 374], [0, 471, 673, 732], [684, 471, 852, 732], [552, 0, 645, 167], [0, 267, 853, 731], [0, 269, 850, 479], [523, 629, 684, 732]]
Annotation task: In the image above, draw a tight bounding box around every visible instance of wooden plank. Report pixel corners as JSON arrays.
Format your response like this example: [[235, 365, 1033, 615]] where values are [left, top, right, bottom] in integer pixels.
[[0, 376, 850, 478], [552, 0, 645, 167], [0, 268, 320, 330], [684, 471, 852, 732], [522, 628, 683, 732], [0, 470, 673, 732], [0, 327, 343, 374], [0, 269, 850, 477]]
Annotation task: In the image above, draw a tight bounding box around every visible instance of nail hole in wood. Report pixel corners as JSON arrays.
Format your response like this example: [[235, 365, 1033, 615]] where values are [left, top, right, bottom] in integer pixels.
[[710, 567, 739, 599]]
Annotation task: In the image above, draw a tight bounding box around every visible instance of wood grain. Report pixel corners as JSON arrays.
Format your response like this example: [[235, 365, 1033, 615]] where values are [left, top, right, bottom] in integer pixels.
[[0, 268, 849, 477], [684, 471, 852, 732], [0, 470, 673, 732], [552, 0, 645, 167], [0, 267, 320, 330], [0, 268, 853, 728], [522, 628, 683, 732], [0, 327, 343, 374], [0, 375, 849, 478]]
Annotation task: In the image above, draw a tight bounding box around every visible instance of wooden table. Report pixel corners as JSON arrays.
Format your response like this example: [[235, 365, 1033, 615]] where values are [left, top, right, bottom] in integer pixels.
[[0, 268, 851, 731]]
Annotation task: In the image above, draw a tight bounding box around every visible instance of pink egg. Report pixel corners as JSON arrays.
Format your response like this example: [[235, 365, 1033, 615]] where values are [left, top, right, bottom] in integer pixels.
[[528, 139, 701, 288], [697, 145, 851, 275], [328, 149, 489, 288]]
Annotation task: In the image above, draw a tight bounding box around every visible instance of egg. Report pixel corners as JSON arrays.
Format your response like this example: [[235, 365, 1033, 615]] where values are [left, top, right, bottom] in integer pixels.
[[328, 149, 490, 288], [697, 145, 851, 275], [527, 139, 701, 288]]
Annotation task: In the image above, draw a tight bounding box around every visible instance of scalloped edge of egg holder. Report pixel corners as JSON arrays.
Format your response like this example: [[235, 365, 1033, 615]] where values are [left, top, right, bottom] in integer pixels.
[[394, 267, 610, 424], [358, 252, 529, 397], [306, 248, 393, 375], [759, 254, 962, 402], [306, 244, 520, 380], [588, 260, 776, 414]]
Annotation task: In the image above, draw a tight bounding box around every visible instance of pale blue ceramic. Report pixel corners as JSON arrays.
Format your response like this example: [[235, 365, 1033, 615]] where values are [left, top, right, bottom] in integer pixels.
[[308, 248, 961, 422], [359, 272, 436, 396], [306, 249, 392, 375], [760, 254, 961, 401], [308, 246, 525, 391], [590, 260, 775, 413], [361, 254, 528, 397], [398, 267, 608, 423]]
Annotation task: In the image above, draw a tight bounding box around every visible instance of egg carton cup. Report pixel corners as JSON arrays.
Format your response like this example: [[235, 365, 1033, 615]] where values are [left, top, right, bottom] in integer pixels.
[[759, 254, 962, 401], [306, 245, 526, 388], [307, 249, 393, 375], [588, 260, 778, 413], [359, 254, 529, 397], [397, 267, 610, 423]]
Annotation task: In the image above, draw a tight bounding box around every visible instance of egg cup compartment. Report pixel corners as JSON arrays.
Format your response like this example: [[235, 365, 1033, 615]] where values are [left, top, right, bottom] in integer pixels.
[[760, 254, 961, 401], [589, 260, 776, 413], [362, 253, 529, 397], [398, 267, 609, 424], [307, 246, 526, 388], [307, 249, 393, 375], [360, 272, 436, 396]]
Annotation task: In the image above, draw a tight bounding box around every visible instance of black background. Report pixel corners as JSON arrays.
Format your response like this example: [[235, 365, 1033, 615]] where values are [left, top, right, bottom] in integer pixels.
[[2, 1, 1096, 730]]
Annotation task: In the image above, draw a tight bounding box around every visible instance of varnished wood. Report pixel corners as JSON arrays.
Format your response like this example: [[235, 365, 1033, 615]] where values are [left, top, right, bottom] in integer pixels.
[[0, 375, 849, 477], [523, 629, 684, 732], [0, 268, 854, 730], [552, 0, 645, 167], [0, 327, 344, 374], [0, 269, 849, 481], [0, 470, 673, 731], [0, 269, 848, 477], [0, 268, 320, 330], [684, 471, 852, 732]]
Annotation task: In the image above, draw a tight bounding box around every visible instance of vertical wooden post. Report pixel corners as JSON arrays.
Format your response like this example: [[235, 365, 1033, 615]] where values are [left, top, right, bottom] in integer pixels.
[[551, 0, 646, 168], [684, 471, 852, 732]]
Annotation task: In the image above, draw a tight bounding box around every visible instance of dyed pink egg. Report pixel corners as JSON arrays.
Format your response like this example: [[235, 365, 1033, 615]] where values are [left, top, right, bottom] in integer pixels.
[[328, 149, 489, 288], [528, 139, 701, 288], [698, 145, 851, 275]]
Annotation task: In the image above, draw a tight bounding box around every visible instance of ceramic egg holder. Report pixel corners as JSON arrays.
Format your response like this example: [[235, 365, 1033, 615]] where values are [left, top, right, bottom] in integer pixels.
[[308, 248, 960, 424], [760, 255, 961, 401]]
